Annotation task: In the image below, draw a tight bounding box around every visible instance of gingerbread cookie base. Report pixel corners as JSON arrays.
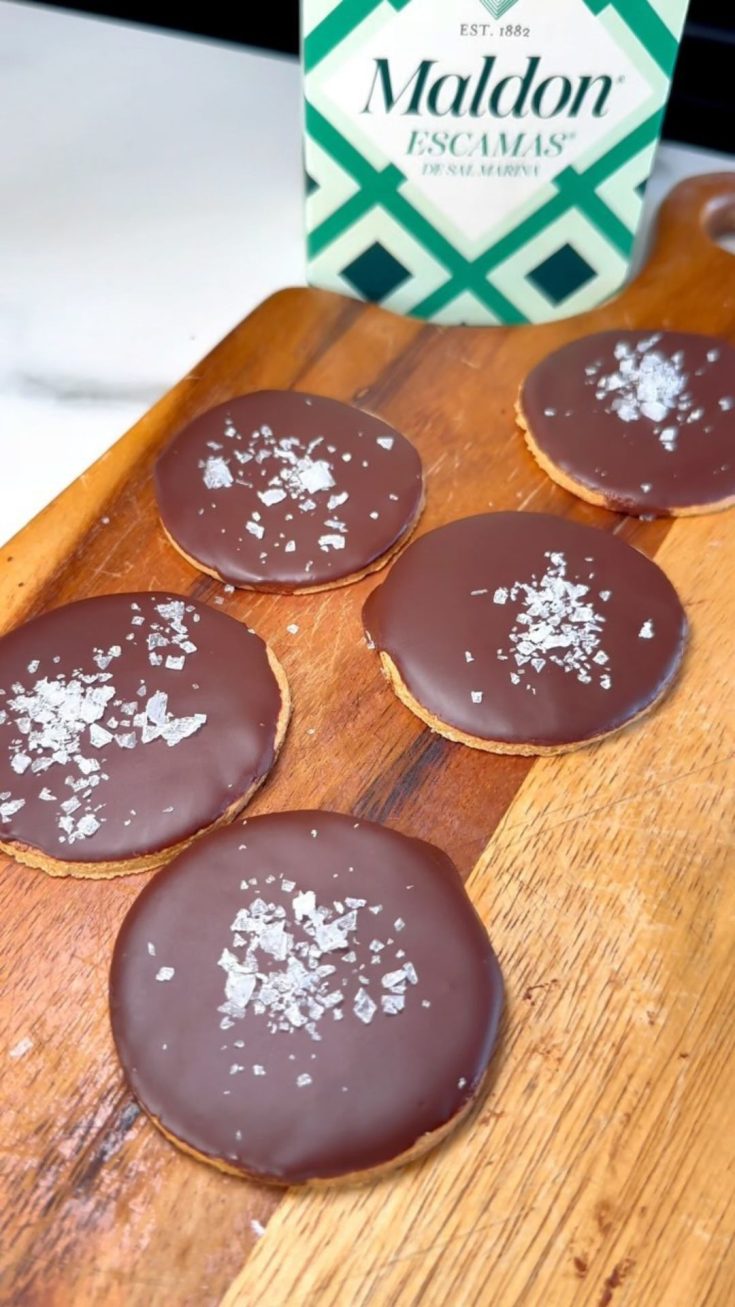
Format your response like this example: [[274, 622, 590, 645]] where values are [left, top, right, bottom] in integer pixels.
[[517, 331, 735, 518], [0, 594, 290, 877], [154, 390, 426, 593], [0, 650, 290, 879], [160, 492, 425, 597], [109, 812, 504, 1184], [143, 1073, 485, 1189], [375, 649, 680, 757], [517, 398, 735, 519], [363, 513, 688, 754]]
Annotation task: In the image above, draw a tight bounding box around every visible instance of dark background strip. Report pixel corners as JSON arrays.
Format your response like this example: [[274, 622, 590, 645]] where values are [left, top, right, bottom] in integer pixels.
[[21, 0, 735, 155]]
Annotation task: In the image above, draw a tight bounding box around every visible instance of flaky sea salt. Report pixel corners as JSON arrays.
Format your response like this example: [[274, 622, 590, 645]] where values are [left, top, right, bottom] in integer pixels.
[[191, 416, 425, 564], [497, 551, 610, 690], [319, 534, 346, 551], [215, 878, 419, 1090], [133, 691, 207, 747], [591, 338, 703, 453], [353, 988, 377, 1024], [203, 456, 234, 490], [258, 487, 287, 507], [382, 993, 405, 1015], [0, 599, 207, 843]]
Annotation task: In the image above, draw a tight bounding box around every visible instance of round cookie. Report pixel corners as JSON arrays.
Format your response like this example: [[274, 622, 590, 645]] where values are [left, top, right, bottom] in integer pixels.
[[518, 330, 735, 517], [109, 811, 504, 1185], [363, 513, 687, 755], [154, 391, 425, 592], [0, 593, 289, 877]]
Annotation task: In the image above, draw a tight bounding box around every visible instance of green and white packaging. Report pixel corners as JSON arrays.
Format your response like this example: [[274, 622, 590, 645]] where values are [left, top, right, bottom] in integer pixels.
[[303, 0, 690, 324]]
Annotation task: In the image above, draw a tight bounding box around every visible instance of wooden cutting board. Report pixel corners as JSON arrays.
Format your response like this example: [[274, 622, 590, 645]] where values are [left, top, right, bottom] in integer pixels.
[[1, 174, 734, 1307]]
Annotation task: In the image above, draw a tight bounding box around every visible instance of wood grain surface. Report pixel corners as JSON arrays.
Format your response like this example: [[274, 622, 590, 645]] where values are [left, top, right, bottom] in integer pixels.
[[1, 174, 734, 1307]]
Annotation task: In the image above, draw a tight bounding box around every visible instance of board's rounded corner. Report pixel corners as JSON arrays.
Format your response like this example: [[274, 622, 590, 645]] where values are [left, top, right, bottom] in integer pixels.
[[258, 285, 353, 317]]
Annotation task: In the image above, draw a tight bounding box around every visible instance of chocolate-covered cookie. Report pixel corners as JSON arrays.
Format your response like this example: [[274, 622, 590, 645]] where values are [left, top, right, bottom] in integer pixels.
[[518, 330, 735, 517], [109, 811, 504, 1184], [363, 513, 687, 754], [154, 391, 424, 592], [0, 594, 289, 876]]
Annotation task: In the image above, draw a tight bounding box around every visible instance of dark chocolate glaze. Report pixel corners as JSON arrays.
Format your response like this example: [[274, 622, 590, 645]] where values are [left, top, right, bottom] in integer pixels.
[[363, 513, 687, 748], [0, 593, 284, 865], [154, 391, 424, 590], [109, 811, 503, 1182], [521, 330, 735, 515]]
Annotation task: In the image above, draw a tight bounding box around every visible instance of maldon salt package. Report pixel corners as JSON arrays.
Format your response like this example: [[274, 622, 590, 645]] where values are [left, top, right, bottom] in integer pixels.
[[302, 0, 690, 324]]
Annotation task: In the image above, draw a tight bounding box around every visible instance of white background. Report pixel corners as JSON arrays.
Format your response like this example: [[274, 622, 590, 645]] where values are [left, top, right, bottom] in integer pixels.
[[1, 0, 733, 542]]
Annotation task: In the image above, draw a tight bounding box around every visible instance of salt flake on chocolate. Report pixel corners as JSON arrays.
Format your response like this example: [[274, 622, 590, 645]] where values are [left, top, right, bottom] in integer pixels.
[[215, 879, 418, 1072], [353, 988, 377, 1024], [319, 534, 346, 552], [497, 551, 610, 690], [0, 795, 25, 822], [258, 488, 287, 507], [203, 456, 234, 490], [591, 339, 701, 454]]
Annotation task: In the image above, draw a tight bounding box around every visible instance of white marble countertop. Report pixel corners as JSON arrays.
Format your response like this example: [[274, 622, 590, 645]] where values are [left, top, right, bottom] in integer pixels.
[[1, 1, 733, 544]]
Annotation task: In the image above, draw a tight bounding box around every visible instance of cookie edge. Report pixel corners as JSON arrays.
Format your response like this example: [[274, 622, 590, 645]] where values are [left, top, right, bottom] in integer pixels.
[[0, 644, 292, 878], [137, 1064, 491, 1187], [516, 393, 735, 519], [370, 647, 686, 756], [158, 489, 426, 594]]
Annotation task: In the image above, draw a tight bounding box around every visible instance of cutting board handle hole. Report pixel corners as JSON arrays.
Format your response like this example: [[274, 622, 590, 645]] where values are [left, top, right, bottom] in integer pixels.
[[703, 196, 735, 256]]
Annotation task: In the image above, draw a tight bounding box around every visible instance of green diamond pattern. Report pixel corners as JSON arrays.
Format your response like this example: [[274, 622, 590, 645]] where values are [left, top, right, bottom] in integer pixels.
[[527, 244, 597, 304], [341, 242, 411, 300], [479, 0, 522, 18]]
